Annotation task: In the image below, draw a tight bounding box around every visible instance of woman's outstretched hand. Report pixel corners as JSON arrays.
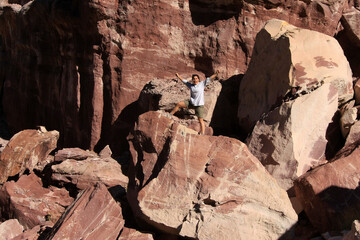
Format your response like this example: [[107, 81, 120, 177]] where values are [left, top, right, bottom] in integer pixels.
[[175, 73, 183, 81]]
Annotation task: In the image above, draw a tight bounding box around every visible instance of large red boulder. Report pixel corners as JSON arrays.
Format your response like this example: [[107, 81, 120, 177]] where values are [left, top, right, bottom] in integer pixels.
[[0, 219, 24, 240], [294, 144, 360, 232], [46, 183, 124, 240], [0, 173, 73, 230], [127, 111, 297, 240], [0, 128, 59, 184]]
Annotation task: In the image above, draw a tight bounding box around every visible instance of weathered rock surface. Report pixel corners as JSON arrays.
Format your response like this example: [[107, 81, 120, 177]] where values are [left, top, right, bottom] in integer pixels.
[[0, 137, 8, 154], [294, 145, 360, 233], [0, 219, 24, 240], [54, 147, 98, 162], [340, 107, 358, 138], [238, 19, 353, 133], [0, 128, 59, 184], [0, 0, 353, 151], [12, 224, 52, 240], [128, 111, 297, 240], [139, 77, 222, 123], [51, 148, 128, 190], [345, 120, 360, 146], [46, 183, 124, 240], [343, 220, 360, 240], [247, 83, 338, 190], [0, 173, 73, 230], [118, 227, 154, 240]]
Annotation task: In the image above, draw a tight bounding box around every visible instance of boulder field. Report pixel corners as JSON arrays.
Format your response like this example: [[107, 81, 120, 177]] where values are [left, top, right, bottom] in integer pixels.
[[0, 0, 360, 239]]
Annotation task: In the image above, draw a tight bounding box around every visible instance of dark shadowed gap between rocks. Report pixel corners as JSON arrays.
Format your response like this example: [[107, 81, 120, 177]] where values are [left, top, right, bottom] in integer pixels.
[[325, 110, 345, 160], [336, 28, 360, 78], [298, 185, 360, 234], [0, 89, 11, 141], [210, 74, 247, 141], [189, 0, 242, 26]]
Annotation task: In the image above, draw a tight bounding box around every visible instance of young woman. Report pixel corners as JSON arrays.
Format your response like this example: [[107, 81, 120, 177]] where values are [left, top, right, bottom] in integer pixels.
[[170, 70, 219, 135]]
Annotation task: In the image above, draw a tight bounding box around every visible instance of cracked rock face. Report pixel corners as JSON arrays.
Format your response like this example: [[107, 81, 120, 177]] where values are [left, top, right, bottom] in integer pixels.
[[46, 183, 125, 239], [238, 19, 353, 133], [247, 83, 338, 190], [127, 111, 297, 240]]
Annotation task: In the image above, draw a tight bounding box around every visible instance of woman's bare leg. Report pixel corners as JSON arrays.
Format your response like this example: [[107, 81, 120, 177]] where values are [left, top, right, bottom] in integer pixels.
[[170, 101, 186, 115], [198, 117, 205, 135]]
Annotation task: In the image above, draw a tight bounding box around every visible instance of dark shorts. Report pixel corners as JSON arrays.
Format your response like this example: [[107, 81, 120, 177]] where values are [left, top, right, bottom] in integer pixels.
[[184, 100, 204, 118]]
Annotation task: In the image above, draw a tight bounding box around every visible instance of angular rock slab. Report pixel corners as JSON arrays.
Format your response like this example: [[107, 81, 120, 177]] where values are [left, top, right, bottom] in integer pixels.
[[345, 120, 360, 146], [46, 183, 124, 240], [0, 219, 24, 240], [118, 227, 154, 240], [51, 148, 128, 190], [12, 224, 52, 240], [0, 128, 59, 184], [238, 19, 353, 133], [343, 220, 360, 240], [247, 83, 338, 190], [0, 173, 73, 229], [294, 145, 360, 233], [128, 111, 297, 240]]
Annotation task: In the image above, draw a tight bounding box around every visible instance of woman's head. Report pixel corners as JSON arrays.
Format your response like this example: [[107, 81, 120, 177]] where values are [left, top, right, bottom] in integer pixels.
[[192, 74, 200, 84]]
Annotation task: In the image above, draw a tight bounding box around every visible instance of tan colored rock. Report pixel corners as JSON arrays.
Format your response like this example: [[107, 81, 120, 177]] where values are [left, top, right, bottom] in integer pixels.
[[0, 129, 59, 184], [238, 19, 353, 133], [0, 219, 24, 240], [345, 120, 360, 146], [343, 220, 360, 240], [51, 148, 128, 190], [340, 107, 358, 138], [0, 173, 73, 230], [128, 111, 297, 240], [0, 137, 8, 154], [247, 83, 338, 190], [118, 227, 154, 240], [294, 145, 360, 232], [47, 183, 124, 240], [54, 147, 97, 162], [12, 224, 51, 240], [99, 145, 113, 158]]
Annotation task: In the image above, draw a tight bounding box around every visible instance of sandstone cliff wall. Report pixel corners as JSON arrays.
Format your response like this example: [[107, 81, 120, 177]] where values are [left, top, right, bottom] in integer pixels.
[[0, 0, 354, 151]]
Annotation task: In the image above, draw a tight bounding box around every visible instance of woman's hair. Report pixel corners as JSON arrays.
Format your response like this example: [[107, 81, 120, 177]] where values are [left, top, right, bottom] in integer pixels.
[[192, 74, 200, 80]]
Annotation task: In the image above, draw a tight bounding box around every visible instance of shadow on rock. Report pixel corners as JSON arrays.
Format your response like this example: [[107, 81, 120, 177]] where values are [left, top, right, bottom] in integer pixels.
[[210, 74, 245, 140], [189, 0, 242, 26]]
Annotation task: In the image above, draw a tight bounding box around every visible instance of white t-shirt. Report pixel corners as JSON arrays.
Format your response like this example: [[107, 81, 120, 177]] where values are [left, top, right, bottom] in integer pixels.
[[182, 77, 211, 106]]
